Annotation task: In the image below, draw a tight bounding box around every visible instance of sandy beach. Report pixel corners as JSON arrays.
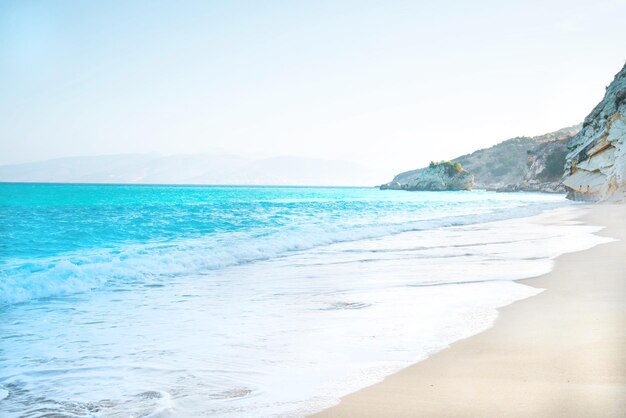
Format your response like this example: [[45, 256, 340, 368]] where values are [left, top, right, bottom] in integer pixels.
[[312, 204, 626, 418]]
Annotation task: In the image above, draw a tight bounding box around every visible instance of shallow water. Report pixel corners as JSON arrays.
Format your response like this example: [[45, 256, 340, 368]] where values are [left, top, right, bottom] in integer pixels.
[[0, 185, 607, 416]]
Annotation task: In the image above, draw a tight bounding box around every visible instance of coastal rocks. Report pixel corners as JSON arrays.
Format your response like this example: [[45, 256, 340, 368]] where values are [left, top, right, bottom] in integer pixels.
[[494, 138, 570, 193], [452, 125, 579, 192], [564, 64, 626, 203], [379, 181, 402, 190], [495, 181, 565, 194], [383, 126, 578, 194], [380, 161, 474, 191]]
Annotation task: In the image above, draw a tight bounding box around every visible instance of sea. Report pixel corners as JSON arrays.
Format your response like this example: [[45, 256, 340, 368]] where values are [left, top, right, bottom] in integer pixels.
[[0, 183, 607, 417]]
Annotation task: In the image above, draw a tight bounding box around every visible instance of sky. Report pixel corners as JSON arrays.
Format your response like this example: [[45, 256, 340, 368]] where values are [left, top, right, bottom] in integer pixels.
[[1, 0, 625, 173]]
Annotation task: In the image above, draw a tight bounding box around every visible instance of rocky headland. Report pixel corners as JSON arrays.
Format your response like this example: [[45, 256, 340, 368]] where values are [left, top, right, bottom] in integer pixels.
[[563, 63, 626, 202], [380, 126, 578, 193], [380, 64, 626, 200], [380, 161, 474, 191], [452, 125, 580, 193]]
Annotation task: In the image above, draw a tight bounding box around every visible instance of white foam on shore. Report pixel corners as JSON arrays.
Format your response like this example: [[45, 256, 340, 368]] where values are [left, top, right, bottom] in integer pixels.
[[0, 206, 610, 417], [0, 200, 566, 306]]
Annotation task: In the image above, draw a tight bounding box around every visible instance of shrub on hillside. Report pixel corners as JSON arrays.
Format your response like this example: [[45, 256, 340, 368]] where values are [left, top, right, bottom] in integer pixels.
[[538, 149, 568, 180], [429, 160, 463, 176]]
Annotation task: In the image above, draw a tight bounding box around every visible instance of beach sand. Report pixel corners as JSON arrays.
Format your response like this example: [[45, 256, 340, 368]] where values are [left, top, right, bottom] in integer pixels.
[[312, 204, 626, 417]]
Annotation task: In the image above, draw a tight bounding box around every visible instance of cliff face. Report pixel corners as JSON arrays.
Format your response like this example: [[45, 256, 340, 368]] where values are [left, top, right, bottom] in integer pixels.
[[452, 125, 580, 192], [563, 64, 626, 202], [380, 161, 474, 191], [382, 126, 578, 193], [496, 138, 570, 193]]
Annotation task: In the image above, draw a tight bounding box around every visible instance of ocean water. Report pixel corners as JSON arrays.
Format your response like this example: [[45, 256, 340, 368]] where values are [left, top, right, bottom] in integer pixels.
[[0, 184, 607, 417]]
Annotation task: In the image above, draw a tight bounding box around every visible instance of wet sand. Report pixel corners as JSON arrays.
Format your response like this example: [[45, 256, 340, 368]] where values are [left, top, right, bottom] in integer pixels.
[[312, 204, 626, 417]]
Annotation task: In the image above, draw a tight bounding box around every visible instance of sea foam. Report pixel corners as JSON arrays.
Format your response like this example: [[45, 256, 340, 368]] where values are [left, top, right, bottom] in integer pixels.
[[0, 206, 609, 418], [2, 200, 565, 306], [0, 185, 607, 417]]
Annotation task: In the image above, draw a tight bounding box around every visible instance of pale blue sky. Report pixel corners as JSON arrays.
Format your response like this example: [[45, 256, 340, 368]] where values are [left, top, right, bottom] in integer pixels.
[[1, 0, 625, 172]]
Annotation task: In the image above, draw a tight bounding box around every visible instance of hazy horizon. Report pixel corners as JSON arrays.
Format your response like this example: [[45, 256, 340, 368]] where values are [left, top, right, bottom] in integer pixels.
[[0, 152, 397, 186], [2, 0, 625, 173], [0, 121, 580, 186]]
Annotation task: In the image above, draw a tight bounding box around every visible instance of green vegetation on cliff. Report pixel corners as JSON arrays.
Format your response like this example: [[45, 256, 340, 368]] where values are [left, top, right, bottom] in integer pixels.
[[380, 160, 473, 191], [429, 161, 464, 175], [381, 125, 580, 193], [451, 125, 580, 191]]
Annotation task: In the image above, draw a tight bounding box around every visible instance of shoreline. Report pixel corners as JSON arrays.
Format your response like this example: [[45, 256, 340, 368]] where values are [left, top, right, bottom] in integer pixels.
[[312, 204, 626, 417]]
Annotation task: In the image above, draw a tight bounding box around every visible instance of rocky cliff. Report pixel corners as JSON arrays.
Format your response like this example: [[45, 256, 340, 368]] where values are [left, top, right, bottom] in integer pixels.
[[380, 161, 474, 191], [452, 125, 580, 192], [563, 64, 626, 202], [381, 126, 579, 193], [494, 137, 571, 193]]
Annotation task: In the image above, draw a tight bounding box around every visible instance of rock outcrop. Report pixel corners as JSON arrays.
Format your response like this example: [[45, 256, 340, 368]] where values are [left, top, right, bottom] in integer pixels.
[[380, 161, 474, 191], [495, 138, 570, 193], [563, 64, 626, 202], [452, 125, 580, 192], [381, 126, 579, 193]]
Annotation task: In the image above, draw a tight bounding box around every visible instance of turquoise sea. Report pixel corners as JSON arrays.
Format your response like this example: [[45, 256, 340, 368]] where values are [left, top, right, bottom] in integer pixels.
[[0, 184, 604, 416]]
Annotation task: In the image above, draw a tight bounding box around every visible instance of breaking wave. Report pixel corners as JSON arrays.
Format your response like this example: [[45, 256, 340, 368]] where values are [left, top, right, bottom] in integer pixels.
[[0, 201, 565, 306]]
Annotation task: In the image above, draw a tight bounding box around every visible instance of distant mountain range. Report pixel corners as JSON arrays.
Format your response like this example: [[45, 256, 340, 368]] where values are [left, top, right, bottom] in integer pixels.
[[0, 154, 390, 187]]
